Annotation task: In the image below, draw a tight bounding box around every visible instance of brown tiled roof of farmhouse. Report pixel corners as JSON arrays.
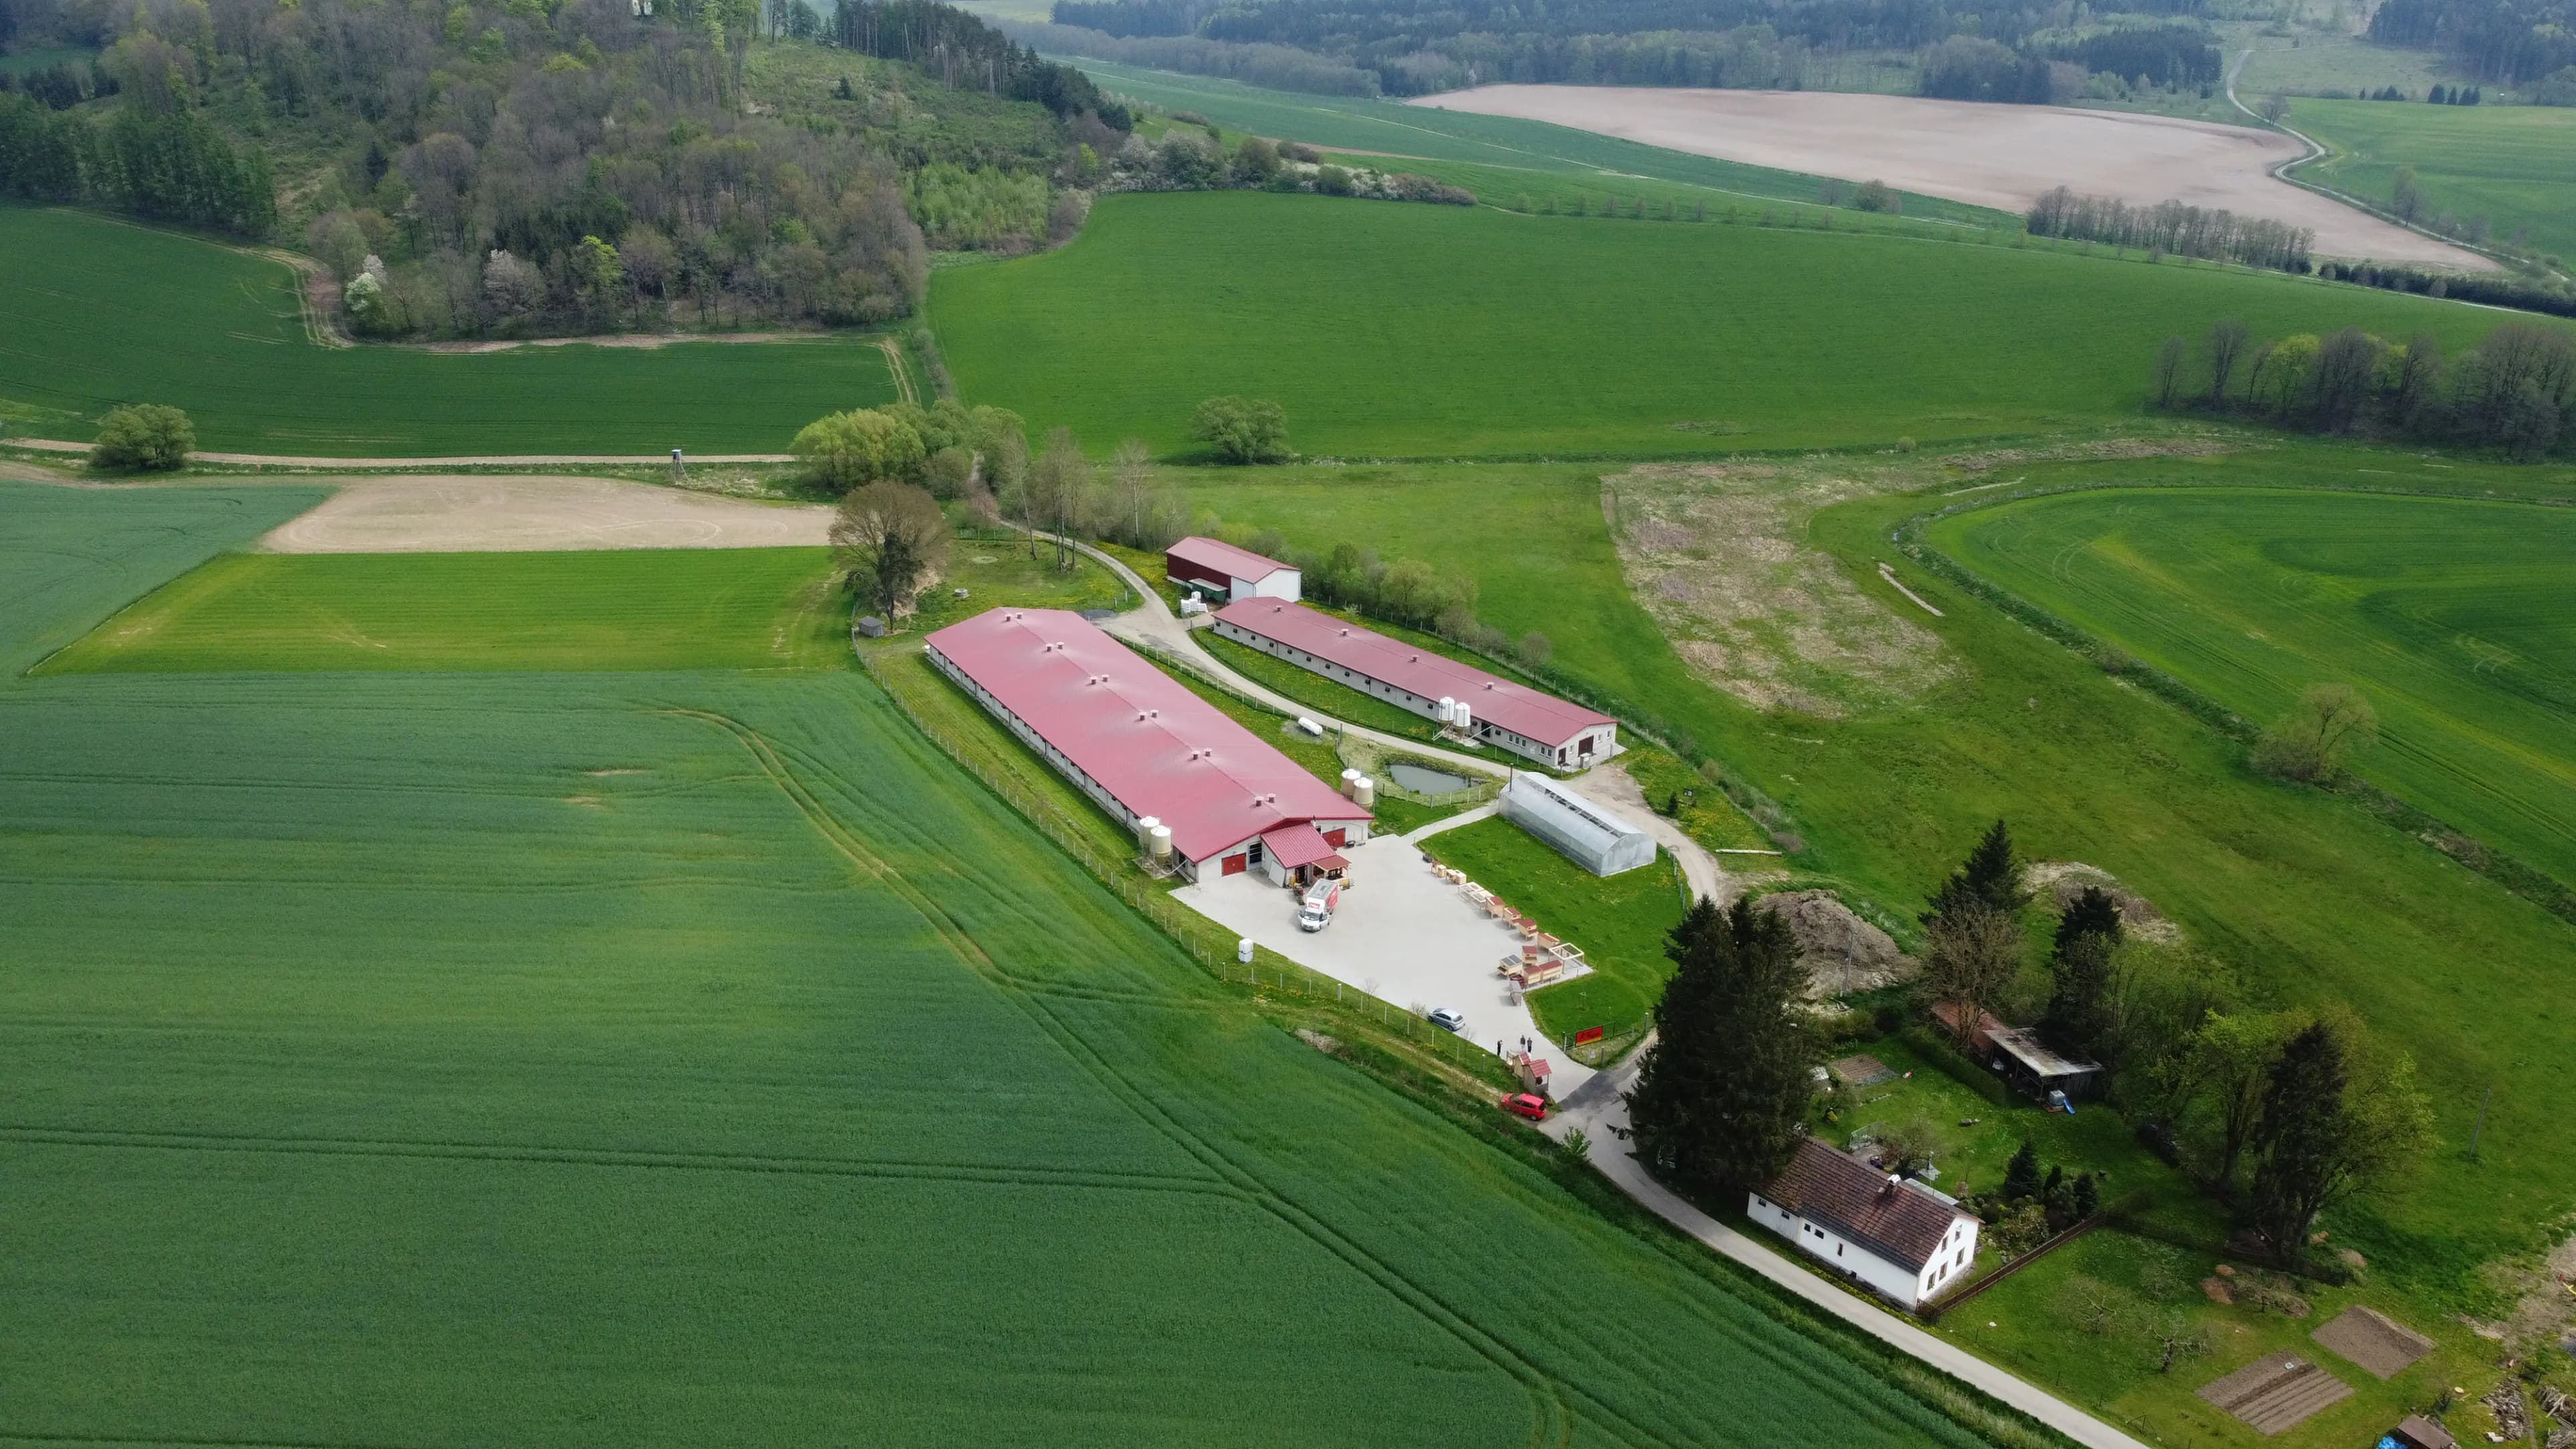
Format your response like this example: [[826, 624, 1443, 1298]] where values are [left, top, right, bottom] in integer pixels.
[[1762, 1137, 1969, 1273]]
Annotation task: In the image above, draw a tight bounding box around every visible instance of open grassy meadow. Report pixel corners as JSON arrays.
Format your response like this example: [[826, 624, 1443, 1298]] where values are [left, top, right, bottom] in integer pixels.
[[931, 192, 2500, 460], [38, 548, 845, 674], [3, 478, 2031, 1446], [0, 206, 900, 455], [1156, 446, 2576, 1319], [2295, 98, 2576, 264], [1927, 487, 2576, 891]]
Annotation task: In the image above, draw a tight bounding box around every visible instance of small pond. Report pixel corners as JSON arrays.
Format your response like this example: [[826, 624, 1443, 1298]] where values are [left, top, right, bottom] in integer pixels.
[[1386, 761, 1473, 797]]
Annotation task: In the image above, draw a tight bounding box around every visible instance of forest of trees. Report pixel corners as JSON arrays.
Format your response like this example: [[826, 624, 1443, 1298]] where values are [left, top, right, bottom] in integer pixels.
[[2367, 0, 2576, 85], [1032, 0, 2216, 99], [0, 0, 1120, 337]]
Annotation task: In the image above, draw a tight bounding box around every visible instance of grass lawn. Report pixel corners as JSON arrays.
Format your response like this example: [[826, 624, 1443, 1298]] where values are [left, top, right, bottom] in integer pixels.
[[909, 533, 1136, 633], [0, 205, 900, 455], [0, 478, 2035, 1447], [1418, 814, 1686, 1042], [1927, 486, 2576, 892], [38, 549, 845, 674], [931, 191, 2500, 460], [2296, 97, 2576, 263]]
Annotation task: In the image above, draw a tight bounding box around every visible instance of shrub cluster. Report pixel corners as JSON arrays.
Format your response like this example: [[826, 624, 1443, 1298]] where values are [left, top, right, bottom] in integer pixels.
[[1103, 127, 1473, 207]]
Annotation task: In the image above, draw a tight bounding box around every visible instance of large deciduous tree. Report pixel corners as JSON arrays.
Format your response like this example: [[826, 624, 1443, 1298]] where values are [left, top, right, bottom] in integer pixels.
[[793, 407, 928, 492], [2244, 1017, 2434, 1264], [831, 480, 950, 621], [1626, 896, 1816, 1197], [1189, 395, 1291, 464], [2253, 683, 2379, 784]]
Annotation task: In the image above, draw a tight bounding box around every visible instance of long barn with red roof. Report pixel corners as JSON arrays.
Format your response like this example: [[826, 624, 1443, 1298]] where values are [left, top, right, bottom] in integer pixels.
[[924, 608, 1370, 883], [1212, 598, 1618, 768]]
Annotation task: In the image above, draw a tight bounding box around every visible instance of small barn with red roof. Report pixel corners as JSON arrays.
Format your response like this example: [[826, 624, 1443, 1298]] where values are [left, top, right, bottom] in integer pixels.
[[1165, 537, 1301, 603], [924, 608, 1368, 882]]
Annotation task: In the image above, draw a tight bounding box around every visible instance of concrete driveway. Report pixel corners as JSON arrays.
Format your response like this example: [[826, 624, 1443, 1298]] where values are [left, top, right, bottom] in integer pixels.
[[1172, 822, 1597, 1098]]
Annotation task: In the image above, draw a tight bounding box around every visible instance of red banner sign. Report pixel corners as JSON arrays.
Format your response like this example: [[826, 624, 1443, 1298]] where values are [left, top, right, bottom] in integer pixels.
[[1574, 1026, 1605, 1046]]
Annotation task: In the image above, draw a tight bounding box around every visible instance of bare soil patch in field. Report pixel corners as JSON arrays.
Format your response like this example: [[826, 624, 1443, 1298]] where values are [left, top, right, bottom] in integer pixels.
[[262, 475, 833, 553], [1411, 86, 2488, 268], [1609, 460, 1953, 718]]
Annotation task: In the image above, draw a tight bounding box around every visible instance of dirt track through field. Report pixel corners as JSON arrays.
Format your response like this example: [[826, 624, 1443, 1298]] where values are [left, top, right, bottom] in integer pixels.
[[1411, 86, 2490, 269], [261, 476, 833, 553]]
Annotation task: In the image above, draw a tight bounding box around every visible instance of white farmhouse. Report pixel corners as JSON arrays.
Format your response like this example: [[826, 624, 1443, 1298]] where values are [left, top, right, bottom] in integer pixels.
[[1748, 1137, 1980, 1310]]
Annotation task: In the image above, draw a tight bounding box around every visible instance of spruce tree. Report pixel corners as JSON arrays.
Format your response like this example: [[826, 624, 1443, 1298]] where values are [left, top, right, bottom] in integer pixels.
[[2051, 885, 2123, 956], [2002, 1139, 2042, 1201], [2072, 1171, 2100, 1220], [1923, 818, 2032, 925], [1626, 896, 1816, 1196], [2245, 1022, 2349, 1263], [2043, 926, 2119, 1063]]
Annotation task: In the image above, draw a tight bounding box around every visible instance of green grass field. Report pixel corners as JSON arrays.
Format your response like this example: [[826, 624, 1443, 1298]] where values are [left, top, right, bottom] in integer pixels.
[[932, 192, 2503, 460], [1419, 815, 1687, 1042], [1927, 487, 2576, 892], [2296, 98, 2576, 263], [1161, 444, 2576, 1318], [0, 206, 899, 455], [1077, 61, 2002, 227], [1, 478, 2036, 1446], [38, 549, 845, 674]]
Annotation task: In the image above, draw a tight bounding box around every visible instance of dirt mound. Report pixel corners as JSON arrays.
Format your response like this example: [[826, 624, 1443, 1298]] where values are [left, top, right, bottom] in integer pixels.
[[1760, 890, 1915, 996], [2027, 861, 2183, 945], [2312, 1305, 2434, 1379]]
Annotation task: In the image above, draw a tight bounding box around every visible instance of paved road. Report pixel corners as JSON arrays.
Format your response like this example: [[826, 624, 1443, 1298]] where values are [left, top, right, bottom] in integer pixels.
[[5, 438, 794, 468], [1547, 1057, 2153, 1449]]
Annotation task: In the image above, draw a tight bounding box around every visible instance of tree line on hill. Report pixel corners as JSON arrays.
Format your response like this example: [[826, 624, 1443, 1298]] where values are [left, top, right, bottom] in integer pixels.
[[2151, 315, 2576, 460], [2025, 187, 2314, 274], [1627, 818, 2432, 1274], [1018, 0, 2222, 102], [1097, 121, 1474, 207], [0, 0, 1124, 337]]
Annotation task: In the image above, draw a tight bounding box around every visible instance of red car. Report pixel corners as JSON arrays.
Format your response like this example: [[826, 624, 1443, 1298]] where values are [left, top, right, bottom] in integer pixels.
[[1501, 1093, 1548, 1122]]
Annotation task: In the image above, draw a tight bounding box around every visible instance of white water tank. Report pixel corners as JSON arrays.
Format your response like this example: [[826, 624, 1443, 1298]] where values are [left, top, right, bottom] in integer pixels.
[[1149, 824, 1173, 861], [1437, 696, 1456, 723], [1340, 767, 1362, 796], [1238, 937, 1255, 965], [1454, 704, 1472, 733], [1354, 776, 1375, 808], [1295, 716, 1323, 737]]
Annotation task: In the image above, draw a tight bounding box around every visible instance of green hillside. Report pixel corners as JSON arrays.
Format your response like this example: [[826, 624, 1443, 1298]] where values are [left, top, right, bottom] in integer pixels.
[[1077, 60, 2002, 225], [933, 191, 2504, 459], [1928, 486, 2576, 890], [2297, 98, 2576, 264], [0, 479, 2008, 1447], [0, 207, 898, 455]]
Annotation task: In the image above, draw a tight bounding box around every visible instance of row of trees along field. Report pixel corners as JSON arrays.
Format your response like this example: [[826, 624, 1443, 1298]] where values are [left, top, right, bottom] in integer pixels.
[[2151, 315, 2576, 460], [1024, 0, 2222, 102], [1629, 820, 2432, 1274], [0, 0, 1126, 337], [2024, 187, 2314, 274]]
